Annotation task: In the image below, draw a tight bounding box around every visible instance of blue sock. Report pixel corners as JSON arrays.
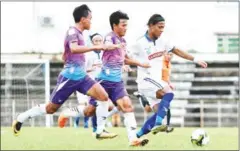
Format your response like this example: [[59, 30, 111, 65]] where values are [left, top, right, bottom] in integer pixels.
[[84, 116, 89, 128], [137, 113, 157, 138], [91, 115, 97, 132], [75, 116, 80, 126], [155, 93, 174, 126]]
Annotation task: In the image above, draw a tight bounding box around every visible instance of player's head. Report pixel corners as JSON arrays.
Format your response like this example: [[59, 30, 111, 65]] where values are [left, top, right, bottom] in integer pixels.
[[73, 4, 92, 30], [90, 33, 103, 45], [109, 10, 129, 37], [164, 52, 173, 61], [147, 14, 165, 39]]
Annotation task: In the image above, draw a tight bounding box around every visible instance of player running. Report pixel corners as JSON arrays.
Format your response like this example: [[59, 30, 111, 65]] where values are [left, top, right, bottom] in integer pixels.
[[12, 4, 119, 140], [89, 10, 152, 146], [58, 33, 116, 135], [133, 52, 174, 133], [128, 14, 207, 139]]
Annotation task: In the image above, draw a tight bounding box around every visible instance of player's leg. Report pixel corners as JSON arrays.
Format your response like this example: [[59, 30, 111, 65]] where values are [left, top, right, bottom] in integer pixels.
[[152, 83, 174, 134], [166, 109, 174, 133], [12, 75, 75, 136], [58, 99, 96, 128], [84, 116, 89, 128], [58, 92, 91, 128], [141, 78, 174, 134], [109, 81, 148, 146], [74, 116, 80, 128]]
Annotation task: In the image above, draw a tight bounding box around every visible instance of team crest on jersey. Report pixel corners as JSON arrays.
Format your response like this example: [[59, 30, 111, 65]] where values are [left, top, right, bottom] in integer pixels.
[[144, 47, 152, 55], [68, 28, 76, 35]]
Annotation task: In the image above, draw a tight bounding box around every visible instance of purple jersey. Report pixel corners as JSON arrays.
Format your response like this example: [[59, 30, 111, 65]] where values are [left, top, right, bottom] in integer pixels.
[[60, 27, 87, 80], [98, 32, 126, 82]]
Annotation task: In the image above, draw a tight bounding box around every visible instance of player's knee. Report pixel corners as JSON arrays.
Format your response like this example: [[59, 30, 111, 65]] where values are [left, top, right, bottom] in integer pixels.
[[98, 92, 109, 102], [121, 104, 134, 113], [145, 105, 152, 113], [156, 89, 165, 99], [46, 103, 60, 114]]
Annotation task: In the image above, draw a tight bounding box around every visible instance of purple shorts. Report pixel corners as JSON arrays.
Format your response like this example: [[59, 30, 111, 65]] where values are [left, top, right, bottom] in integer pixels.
[[50, 74, 96, 105], [89, 80, 128, 107]]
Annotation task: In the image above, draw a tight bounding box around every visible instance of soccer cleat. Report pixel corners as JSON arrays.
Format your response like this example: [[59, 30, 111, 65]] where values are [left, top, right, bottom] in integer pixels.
[[12, 120, 22, 136], [58, 114, 69, 128], [166, 126, 174, 133], [129, 138, 149, 147], [152, 124, 167, 135], [133, 91, 142, 97], [96, 131, 118, 140]]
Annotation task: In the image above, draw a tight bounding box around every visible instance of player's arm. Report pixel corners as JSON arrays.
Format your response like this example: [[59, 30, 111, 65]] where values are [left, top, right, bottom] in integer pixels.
[[171, 48, 207, 68], [124, 55, 150, 68], [70, 42, 104, 54]]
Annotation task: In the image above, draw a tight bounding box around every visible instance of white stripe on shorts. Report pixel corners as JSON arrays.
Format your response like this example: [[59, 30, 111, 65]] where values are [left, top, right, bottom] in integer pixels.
[[144, 78, 163, 89]]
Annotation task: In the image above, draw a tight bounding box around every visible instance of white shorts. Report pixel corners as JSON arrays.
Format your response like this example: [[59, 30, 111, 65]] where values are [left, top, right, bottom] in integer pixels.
[[137, 77, 168, 108], [76, 91, 89, 105]]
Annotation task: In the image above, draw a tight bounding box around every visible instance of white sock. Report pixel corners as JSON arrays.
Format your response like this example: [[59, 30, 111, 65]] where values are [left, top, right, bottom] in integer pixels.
[[61, 105, 84, 117], [96, 101, 109, 134], [17, 104, 47, 123], [106, 106, 119, 118], [123, 112, 138, 142]]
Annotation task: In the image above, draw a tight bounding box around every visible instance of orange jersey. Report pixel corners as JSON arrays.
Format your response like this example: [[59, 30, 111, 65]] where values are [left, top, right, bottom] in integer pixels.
[[162, 57, 171, 82]]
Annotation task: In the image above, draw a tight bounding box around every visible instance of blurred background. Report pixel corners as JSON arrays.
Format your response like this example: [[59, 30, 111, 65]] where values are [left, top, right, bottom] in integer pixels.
[[1, 2, 239, 128]]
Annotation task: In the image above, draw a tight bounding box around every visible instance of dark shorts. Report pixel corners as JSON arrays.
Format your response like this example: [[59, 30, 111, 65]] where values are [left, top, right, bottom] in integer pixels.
[[89, 80, 128, 106], [50, 74, 96, 105]]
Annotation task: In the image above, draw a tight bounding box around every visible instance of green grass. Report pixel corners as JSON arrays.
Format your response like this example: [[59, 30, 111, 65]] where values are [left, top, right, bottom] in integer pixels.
[[1, 127, 238, 150]]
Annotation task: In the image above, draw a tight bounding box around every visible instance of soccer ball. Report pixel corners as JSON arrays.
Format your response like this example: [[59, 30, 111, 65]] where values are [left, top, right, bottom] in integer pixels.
[[191, 129, 210, 146]]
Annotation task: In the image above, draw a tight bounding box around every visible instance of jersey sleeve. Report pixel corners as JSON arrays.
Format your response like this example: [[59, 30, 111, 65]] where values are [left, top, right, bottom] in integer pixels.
[[67, 28, 81, 45], [164, 39, 175, 52], [104, 35, 114, 45]]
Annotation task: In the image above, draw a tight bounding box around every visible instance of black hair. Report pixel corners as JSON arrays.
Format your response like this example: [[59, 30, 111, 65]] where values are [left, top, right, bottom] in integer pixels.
[[147, 14, 165, 26], [90, 33, 102, 41], [109, 10, 129, 30], [73, 4, 91, 23]]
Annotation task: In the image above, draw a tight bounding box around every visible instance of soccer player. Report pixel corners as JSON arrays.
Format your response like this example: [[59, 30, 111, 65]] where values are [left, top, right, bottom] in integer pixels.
[[89, 10, 151, 147], [59, 33, 114, 134], [129, 14, 207, 138], [133, 52, 174, 133], [12, 4, 119, 139]]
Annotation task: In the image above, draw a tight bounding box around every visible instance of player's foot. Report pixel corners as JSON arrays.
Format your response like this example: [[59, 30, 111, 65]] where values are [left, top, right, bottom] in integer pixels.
[[96, 131, 118, 140], [83, 123, 89, 128], [58, 114, 69, 128], [166, 126, 174, 133], [152, 124, 167, 135], [129, 138, 149, 147], [12, 120, 22, 136], [133, 91, 142, 97]]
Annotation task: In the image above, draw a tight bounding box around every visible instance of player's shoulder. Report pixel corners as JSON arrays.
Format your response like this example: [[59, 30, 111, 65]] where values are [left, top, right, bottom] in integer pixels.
[[105, 32, 114, 39], [66, 26, 80, 36], [155, 33, 170, 45]]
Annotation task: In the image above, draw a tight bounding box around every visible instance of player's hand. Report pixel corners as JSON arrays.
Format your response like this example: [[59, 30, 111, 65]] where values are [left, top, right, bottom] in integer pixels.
[[169, 83, 174, 90], [140, 63, 151, 68], [196, 60, 208, 68], [117, 43, 126, 49], [122, 65, 133, 72], [93, 44, 106, 50]]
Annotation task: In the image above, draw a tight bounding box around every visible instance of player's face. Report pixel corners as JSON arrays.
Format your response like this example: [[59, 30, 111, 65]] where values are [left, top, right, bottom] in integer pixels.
[[150, 21, 165, 39], [82, 11, 92, 30], [114, 19, 128, 37], [92, 36, 103, 45]]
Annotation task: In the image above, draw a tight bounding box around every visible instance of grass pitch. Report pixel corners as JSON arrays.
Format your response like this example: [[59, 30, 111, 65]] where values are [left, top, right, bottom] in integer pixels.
[[1, 127, 238, 150]]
